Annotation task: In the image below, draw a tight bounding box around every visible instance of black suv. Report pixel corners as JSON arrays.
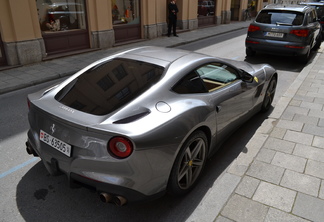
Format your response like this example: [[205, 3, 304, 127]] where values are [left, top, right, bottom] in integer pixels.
[[245, 4, 322, 62]]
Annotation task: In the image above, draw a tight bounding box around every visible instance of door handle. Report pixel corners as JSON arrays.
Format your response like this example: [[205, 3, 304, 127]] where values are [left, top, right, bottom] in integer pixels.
[[216, 106, 222, 113]]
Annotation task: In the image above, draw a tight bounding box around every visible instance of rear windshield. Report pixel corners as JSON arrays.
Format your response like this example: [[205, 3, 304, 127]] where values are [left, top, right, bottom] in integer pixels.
[[256, 10, 304, 25], [55, 58, 164, 115]]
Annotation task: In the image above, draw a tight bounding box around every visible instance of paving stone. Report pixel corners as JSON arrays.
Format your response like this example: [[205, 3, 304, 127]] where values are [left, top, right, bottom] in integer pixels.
[[271, 152, 306, 173], [221, 194, 268, 222], [276, 119, 303, 131], [300, 101, 323, 110], [305, 160, 324, 179], [280, 170, 321, 197], [307, 92, 324, 100], [264, 208, 310, 222], [215, 216, 234, 222], [293, 144, 324, 162], [303, 124, 324, 137], [289, 99, 302, 107], [263, 137, 295, 154], [235, 176, 260, 198], [270, 127, 286, 139], [284, 130, 313, 146], [292, 94, 314, 103], [313, 136, 324, 149], [319, 118, 324, 127], [246, 160, 284, 184], [283, 106, 309, 116], [256, 148, 276, 163], [320, 180, 324, 199], [293, 113, 319, 125], [293, 193, 324, 222], [253, 181, 296, 212], [309, 109, 324, 119]]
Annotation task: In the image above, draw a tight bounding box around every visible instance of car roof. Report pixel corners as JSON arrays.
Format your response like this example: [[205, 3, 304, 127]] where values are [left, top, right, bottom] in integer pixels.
[[263, 4, 311, 13], [119, 46, 194, 63], [299, 2, 324, 6]]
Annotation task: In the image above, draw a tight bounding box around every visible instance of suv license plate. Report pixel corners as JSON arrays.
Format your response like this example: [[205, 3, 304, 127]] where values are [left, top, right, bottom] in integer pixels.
[[40, 130, 72, 157], [266, 32, 284, 38]]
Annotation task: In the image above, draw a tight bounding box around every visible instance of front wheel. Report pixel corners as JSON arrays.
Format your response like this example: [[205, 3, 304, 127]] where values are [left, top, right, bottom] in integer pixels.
[[261, 76, 277, 113], [167, 131, 208, 196]]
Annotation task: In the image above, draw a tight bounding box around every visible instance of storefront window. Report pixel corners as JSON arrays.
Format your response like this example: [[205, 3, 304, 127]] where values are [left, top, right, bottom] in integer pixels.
[[198, 0, 215, 17], [36, 0, 86, 32], [112, 0, 140, 25]]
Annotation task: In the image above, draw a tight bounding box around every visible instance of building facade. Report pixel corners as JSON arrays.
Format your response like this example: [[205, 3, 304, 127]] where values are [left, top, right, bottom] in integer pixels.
[[0, 0, 267, 67]]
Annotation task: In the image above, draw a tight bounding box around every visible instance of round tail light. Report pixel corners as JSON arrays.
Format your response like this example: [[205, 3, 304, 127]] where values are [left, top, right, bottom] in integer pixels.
[[108, 137, 133, 159]]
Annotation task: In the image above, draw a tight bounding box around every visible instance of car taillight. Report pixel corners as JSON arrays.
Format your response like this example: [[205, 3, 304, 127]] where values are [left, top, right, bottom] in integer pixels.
[[246, 40, 260, 44], [248, 25, 261, 32], [285, 45, 305, 49], [290, 29, 309, 37], [108, 137, 133, 158]]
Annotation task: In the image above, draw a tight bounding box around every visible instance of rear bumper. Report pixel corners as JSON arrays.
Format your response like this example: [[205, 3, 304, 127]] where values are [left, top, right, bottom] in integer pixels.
[[26, 129, 170, 203], [70, 173, 165, 203], [246, 37, 310, 56]]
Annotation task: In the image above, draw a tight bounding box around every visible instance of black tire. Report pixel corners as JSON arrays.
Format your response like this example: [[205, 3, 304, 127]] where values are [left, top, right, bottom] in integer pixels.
[[167, 131, 208, 196], [246, 47, 256, 56], [299, 48, 310, 64], [314, 34, 322, 50], [261, 76, 277, 113]]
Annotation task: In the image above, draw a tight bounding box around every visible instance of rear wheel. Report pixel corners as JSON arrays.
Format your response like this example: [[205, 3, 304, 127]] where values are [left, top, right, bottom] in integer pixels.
[[261, 76, 277, 112], [299, 48, 310, 64], [168, 131, 208, 196], [246, 47, 256, 56], [314, 34, 322, 50]]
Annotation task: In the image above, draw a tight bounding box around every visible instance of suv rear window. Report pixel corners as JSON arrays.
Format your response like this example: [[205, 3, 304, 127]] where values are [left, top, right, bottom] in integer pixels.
[[55, 58, 164, 115], [256, 10, 304, 25]]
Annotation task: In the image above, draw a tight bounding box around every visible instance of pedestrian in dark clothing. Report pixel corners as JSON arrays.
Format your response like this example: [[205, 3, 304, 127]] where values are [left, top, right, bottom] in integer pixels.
[[168, 0, 179, 37]]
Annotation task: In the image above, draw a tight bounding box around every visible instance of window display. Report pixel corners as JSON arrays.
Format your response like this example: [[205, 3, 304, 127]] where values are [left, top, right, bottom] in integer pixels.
[[36, 0, 86, 32], [198, 0, 215, 17], [111, 0, 140, 25]]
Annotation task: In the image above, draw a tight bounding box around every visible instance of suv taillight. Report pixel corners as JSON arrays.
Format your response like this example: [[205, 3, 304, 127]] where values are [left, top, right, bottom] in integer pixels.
[[248, 25, 261, 32], [290, 29, 309, 37], [108, 137, 133, 158]]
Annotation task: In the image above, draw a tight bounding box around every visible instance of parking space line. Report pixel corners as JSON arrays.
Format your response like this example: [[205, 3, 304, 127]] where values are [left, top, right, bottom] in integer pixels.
[[0, 157, 38, 179]]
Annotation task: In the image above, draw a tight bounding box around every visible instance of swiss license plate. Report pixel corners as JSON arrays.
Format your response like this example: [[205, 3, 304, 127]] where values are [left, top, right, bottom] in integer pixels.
[[40, 130, 72, 157], [265, 32, 284, 38]]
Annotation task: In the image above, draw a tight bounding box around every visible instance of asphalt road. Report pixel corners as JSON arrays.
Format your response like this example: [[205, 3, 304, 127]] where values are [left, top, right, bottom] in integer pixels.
[[0, 29, 315, 221]]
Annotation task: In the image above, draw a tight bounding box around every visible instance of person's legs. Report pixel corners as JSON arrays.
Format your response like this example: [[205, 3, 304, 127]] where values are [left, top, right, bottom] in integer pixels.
[[167, 19, 172, 37], [172, 18, 178, 36]]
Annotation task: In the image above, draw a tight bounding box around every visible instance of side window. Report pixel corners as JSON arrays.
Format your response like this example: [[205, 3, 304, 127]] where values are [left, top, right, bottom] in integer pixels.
[[311, 10, 317, 22], [197, 63, 238, 83], [172, 71, 208, 94]]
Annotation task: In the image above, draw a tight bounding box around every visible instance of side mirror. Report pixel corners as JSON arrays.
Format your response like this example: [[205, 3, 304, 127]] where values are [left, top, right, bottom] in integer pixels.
[[241, 71, 254, 83]]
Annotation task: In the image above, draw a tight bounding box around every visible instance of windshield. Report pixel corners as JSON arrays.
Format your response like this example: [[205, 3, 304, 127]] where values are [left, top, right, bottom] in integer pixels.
[[55, 58, 164, 115]]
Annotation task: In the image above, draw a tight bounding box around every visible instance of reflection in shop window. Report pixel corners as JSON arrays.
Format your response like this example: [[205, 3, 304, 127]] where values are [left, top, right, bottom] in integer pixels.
[[36, 0, 86, 32], [112, 0, 140, 25], [198, 0, 215, 17]]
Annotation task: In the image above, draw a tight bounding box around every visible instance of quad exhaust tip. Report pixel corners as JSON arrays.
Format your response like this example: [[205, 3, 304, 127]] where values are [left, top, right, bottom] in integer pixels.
[[99, 193, 127, 206]]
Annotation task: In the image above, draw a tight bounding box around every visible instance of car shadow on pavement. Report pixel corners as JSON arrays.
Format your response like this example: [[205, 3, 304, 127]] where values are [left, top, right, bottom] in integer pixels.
[[16, 108, 273, 222], [244, 50, 318, 72]]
